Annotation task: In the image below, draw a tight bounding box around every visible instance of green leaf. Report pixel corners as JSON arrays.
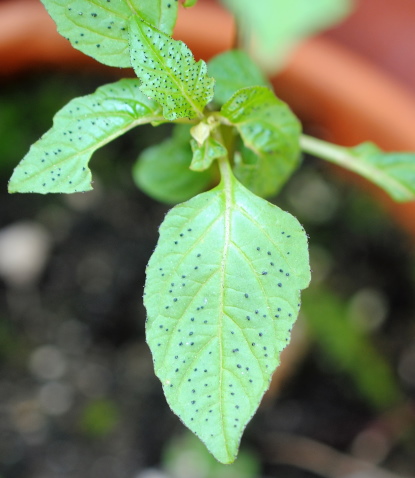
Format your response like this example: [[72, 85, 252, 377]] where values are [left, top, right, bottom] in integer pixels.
[[208, 50, 270, 105], [183, 0, 198, 6], [9, 79, 163, 194], [302, 286, 404, 410], [129, 18, 215, 120], [221, 86, 301, 197], [220, 0, 352, 70], [41, 0, 179, 67], [145, 172, 310, 463], [190, 137, 226, 172], [300, 136, 415, 202], [133, 126, 213, 204]]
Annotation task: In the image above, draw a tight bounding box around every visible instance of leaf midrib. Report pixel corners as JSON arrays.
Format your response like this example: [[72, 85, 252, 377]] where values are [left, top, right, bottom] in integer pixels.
[[218, 170, 233, 460], [135, 20, 204, 119]]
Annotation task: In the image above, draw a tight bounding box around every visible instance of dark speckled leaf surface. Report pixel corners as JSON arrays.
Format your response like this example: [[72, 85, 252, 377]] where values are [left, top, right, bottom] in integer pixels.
[[9, 79, 163, 194], [129, 18, 215, 120], [144, 174, 310, 463], [41, 0, 179, 67]]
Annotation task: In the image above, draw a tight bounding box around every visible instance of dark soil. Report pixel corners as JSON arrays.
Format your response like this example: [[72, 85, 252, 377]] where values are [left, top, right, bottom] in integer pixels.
[[1, 70, 415, 478]]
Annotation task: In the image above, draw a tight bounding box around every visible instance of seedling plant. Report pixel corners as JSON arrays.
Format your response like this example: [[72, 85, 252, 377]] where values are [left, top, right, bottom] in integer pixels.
[[8, 0, 415, 464]]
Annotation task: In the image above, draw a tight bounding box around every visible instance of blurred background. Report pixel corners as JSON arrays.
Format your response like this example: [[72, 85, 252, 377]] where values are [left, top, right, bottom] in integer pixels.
[[1, 0, 415, 477]]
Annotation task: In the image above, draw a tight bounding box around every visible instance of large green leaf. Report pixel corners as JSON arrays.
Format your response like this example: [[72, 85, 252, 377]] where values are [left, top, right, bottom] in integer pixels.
[[208, 50, 270, 105], [221, 86, 301, 197], [301, 136, 415, 202], [133, 126, 214, 204], [220, 0, 352, 70], [9, 79, 163, 194], [129, 18, 215, 120], [41, 0, 179, 67], [145, 172, 310, 463]]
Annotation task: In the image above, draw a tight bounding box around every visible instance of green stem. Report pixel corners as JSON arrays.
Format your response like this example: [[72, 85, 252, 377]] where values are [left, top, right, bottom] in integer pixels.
[[217, 153, 233, 186], [212, 127, 233, 187], [300, 134, 379, 182], [300, 134, 414, 201], [300, 134, 353, 166]]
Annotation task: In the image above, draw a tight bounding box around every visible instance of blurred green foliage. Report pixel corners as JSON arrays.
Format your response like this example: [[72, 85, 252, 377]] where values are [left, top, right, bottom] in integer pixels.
[[163, 431, 260, 478], [79, 398, 120, 438], [302, 285, 404, 410]]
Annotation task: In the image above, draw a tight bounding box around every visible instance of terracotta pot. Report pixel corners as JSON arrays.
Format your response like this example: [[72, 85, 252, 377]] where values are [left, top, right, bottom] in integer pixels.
[[325, 0, 415, 94], [1, 0, 415, 239], [0, 0, 234, 74], [0, 0, 97, 74], [272, 37, 415, 239]]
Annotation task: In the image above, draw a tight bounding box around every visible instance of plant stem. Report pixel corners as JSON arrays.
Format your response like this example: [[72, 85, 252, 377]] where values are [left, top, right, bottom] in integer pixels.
[[300, 134, 377, 182], [300, 134, 413, 200], [217, 153, 233, 186], [300, 134, 355, 167], [213, 128, 233, 187]]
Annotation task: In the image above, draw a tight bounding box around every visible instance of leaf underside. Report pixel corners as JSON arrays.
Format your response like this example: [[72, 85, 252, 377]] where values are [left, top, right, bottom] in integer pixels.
[[129, 18, 215, 120], [41, 0, 179, 67], [144, 175, 310, 463], [221, 86, 301, 197], [9, 79, 163, 194]]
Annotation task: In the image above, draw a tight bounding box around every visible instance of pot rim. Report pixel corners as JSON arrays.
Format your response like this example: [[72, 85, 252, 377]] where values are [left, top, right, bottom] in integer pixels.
[[1, 0, 415, 236]]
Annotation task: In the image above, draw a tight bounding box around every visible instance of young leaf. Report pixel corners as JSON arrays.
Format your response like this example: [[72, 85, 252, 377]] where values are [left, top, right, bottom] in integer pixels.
[[129, 18, 215, 120], [133, 126, 214, 204], [190, 121, 211, 145], [9, 79, 163, 194], [190, 138, 226, 172], [300, 135, 415, 202], [221, 86, 301, 197], [208, 50, 270, 105], [220, 0, 352, 70], [145, 172, 310, 463], [41, 0, 179, 67]]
